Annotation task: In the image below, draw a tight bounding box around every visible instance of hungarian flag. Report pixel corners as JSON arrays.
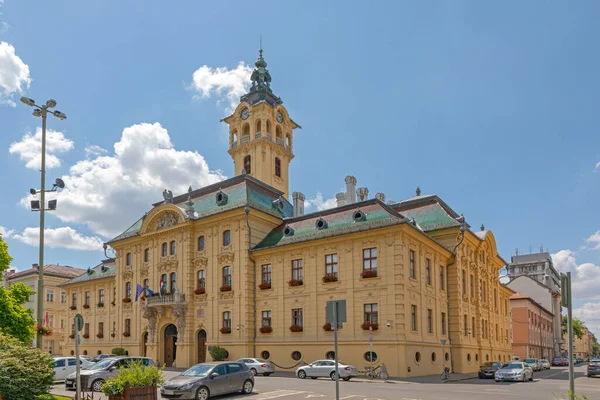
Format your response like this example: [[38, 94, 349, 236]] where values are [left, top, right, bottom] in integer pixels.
[[159, 277, 167, 296]]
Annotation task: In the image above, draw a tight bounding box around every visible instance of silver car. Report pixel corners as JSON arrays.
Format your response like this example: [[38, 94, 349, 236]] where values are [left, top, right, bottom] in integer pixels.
[[236, 358, 275, 376], [65, 356, 154, 392], [296, 360, 358, 381], [539, 359, 550, 370], [161, 362, 254, 400], [524, 358, 541, 372], [495, 362, 534, 382]]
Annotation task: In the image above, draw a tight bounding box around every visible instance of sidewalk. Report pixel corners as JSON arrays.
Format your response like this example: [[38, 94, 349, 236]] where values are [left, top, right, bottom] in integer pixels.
[[264, 370, 478, 384]]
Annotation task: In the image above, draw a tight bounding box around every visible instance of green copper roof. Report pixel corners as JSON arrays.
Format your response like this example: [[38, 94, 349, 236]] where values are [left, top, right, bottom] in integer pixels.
[[109, 216, 145, 243], [399, 203, 460, 232], [59, 261, 116, 286], [253, 200, 406, 250]]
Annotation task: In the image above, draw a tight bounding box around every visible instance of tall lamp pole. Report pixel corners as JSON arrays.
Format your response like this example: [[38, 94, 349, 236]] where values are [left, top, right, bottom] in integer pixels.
[[20, 97, 67, 350]]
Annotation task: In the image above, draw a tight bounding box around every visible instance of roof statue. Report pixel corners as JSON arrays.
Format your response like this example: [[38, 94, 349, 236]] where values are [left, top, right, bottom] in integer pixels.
[[416, 186, 421, 196], [250, 48, 272, 93], [185, 186, 195, 219], [163, 189, 173, 204]]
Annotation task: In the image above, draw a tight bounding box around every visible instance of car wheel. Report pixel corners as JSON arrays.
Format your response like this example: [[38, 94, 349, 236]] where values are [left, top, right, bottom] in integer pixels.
[[250, 368, 257, 376], [495, 379, 501, 382], [343, 377, 351, 381], [242, 379, 254, 394], [91, 379, 104, 392], [330, 371, 338, 381], [529, 373, 534, 382], [196, 386, 210, 400], [588, 374, 592, 378], [298, 370, 307, 379], [311, 377, 317, 379]]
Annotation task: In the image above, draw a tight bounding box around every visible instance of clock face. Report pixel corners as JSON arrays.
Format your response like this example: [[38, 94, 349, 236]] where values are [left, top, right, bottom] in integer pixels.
[[241, 108, 249, 120], [276, 111, 284, 123]]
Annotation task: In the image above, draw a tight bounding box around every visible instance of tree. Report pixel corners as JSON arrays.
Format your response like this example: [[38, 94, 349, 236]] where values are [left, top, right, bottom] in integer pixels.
[[593, 342, 599, 357], [0, 232, 12, 275], [561, 315, 584, 340], [0, 283, 36, 342], [209, 346, 229, 361]]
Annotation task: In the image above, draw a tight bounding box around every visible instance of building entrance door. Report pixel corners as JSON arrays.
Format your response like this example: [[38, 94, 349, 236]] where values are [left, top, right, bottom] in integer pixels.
[[142, 332, 148, 357], [164, 324, 177, 367], [197, 330, 207, 363]]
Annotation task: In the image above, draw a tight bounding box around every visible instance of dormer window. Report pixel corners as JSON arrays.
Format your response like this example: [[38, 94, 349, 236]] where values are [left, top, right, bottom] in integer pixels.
[[216, 190, 228, 206], [353, 210, 366, 222], [272, 197, 285, 212], [283, 225, 294, 237], [315, 217, 328, 230]]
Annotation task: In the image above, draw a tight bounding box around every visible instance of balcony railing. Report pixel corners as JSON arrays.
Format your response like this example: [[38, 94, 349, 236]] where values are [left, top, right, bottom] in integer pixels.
[[145, 293, 185, 307], [255, 131, 262, 139], [241, 135, 250, 144], [231, 142, 238, 149], [275, 137, 284, 146]]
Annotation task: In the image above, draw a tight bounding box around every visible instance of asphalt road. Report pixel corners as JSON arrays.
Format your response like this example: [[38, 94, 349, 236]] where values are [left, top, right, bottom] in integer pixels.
[[51, 364, 600, 400]]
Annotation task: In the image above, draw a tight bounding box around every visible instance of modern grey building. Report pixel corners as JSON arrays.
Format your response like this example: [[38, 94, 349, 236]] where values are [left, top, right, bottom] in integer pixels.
[[506, 252, 560, 294]]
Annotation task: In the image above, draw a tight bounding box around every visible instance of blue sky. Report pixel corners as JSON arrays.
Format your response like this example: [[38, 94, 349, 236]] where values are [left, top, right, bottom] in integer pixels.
[[1, 2, 599, 329]]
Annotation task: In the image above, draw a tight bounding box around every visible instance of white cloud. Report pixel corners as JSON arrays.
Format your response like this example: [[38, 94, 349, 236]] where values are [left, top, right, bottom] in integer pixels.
[[191, 62, 252, 112], [552, 250, 600, 300], [573, 302, 600, 337], [587, 231, 600, 250], [304, 192, 338, 212], [9, 127, 74, 169], [0, 41, 30, 107], [20, 122, 225, 238], [0, 22, 9, 34], [0, 225, 14, 238], [11, 226, 103, 251], [84, 145, 107, 158]]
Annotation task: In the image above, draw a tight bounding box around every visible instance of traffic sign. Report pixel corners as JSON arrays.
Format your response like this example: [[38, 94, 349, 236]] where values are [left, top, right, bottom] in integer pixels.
[[74, 314, 84, 332], [326, 300, 347, 324]]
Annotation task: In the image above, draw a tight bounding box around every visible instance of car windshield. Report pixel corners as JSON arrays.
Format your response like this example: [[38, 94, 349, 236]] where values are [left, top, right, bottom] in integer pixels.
[[88, 359, 115, 370], [591, 360, 600, 364], [181, 365, 214, 377], [524, 359, 536, 363], [503, 363, 523, 369], [481, 362, 494, 368]]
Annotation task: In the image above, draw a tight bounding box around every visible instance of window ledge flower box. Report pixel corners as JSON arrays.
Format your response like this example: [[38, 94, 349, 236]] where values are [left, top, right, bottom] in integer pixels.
[[96, 333, 104, 339], [360, 270, 378, 279], [322, 322, 333, 332], [259, 282, 272, 290], [83, 334, 90, 339], [69, 306, 77, 310], [259, 326, 273, 334], [83, 304, 90, 309], [361, 322, 379, 331], [220, 327, 231, 334], [123, 332, 131, 337], [97, 303, 104, 308], [288, 279, 303, 287], [322, 274, 338, 283], [289, 324, 303, 332], [35, 325, 53, 336], [69, 334, 75, 339], [194, 288, 206, 295], [220, 285, 232, 292], [122, 298, 132, 303]]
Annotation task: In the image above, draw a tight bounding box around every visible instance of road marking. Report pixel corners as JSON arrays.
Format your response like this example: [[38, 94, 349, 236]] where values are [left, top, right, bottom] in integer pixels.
[[339, 396, 361, 399], [454, 390, 530, 397], [248, 390, 310, 399], [304, 395, 326, 398]]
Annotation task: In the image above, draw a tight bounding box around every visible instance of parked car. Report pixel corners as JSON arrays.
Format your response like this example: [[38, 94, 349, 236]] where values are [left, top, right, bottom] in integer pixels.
[[295, 360, 358, 381], [495, 362, 534, 382], [90, 354, 116, 363], [160, 362, 254, 399], [587, 359, 600, 378], [235, 358, 275, 376], [524, 358, 541, 372], [478, 362, 503, 379], [65, 356, 154, 392], [552, 358, 564, 367], [539, 359, 550, 370]]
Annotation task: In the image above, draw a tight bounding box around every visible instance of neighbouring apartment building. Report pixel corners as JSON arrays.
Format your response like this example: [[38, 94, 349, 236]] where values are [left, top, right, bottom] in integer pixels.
[[509, 292, 554, 360], [61, 48, 513, 377], [3, 264, 86, 353]]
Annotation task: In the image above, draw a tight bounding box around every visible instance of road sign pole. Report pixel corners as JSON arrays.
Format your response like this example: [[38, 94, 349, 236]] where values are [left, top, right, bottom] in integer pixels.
[[74, 314, 84, 400], [333, 302, 339, 400], [369, 326, 373, 371], [566, 272, 574, 400]]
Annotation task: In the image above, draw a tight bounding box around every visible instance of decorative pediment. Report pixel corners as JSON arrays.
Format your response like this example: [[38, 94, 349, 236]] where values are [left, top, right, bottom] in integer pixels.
[[155, 212, 180, 231], [218, 252, 235, 265], [192, 257, 208, 268], [158, 259, 178, 272]]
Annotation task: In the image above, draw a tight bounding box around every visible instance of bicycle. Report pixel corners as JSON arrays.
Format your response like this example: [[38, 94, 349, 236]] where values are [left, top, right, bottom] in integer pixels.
[[365, 363, 389, 381], [441, 366, 450, 381]]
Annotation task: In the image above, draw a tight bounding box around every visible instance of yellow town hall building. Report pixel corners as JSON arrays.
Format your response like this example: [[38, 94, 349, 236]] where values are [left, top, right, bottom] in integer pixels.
[[61, 49, 513, 377]]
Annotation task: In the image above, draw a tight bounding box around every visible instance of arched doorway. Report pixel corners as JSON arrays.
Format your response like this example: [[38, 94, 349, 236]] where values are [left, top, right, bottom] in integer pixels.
[[197, 330, 207, 363], [164, 324, 177, 367], [142, 332, 148, 357]]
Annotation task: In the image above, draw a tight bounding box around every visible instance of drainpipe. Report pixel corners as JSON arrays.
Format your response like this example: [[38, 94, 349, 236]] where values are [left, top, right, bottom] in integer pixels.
[[446, 223, 466, 374], [245, 206, 257, 358]]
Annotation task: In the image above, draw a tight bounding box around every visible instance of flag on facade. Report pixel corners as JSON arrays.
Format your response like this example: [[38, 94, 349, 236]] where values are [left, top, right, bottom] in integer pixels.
[[159, 276, 167, 296], [135, 284, 144, 302], [146, 287, 155, 297], [45, 312, 49, 326]]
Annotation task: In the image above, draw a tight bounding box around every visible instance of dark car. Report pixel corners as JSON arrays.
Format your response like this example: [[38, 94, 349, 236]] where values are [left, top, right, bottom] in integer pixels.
[[587, 359, 600, 378], [479, 362, 503, 379]]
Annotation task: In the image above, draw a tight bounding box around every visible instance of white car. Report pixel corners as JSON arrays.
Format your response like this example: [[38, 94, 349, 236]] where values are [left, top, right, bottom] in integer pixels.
[[296, 360, 358, 381], [236, 358, 276, 376], [539, 359, 550, 370], [53, 357, 94, 381], [495, 362, 534, 382]]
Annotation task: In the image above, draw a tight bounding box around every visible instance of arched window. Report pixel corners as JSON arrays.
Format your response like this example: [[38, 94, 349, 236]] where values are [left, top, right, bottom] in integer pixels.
[[472, 317, 476, 337], [144, 248, 150, 263], [463, 314, 468, 336], [286, 134, 291, 147], [126, 253, 132, 266], [276, 125, 282, 141], [231, 129, 238, 145], [197, 270, 206, 289], [266, 120, 272, 134], [223, 230, 231, 246], [275, 157, 281, 177], [244, 155, 251, 174], [256, 120, 262, 135], [170, 272, 176, 293], [160, 274, 167, 294], [170, 241, 176, 256], [198, 236, 205, 251], [242, 123, 250, 137], [161, 243, 168, 257], [125, 282, 131, 299]]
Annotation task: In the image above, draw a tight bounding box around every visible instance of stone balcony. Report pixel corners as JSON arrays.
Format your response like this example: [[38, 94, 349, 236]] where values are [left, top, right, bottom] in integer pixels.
[[144, 292, 186, 307], [229, 131, 292, 153]]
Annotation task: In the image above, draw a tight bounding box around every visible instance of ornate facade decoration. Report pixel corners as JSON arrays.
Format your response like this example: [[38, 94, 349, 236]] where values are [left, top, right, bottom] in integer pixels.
[[217, 252, 235, 265], [156, 212, 179, 230], [192, 257, 208, 268], [157, 259, 178, 272]]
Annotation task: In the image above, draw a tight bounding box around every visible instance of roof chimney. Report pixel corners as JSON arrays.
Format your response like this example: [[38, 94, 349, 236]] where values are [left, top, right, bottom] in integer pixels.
[[292, 192, 305, 217], [336, 192, 347, 207], [357, 187, 369, 201], [345, 176, 357, 204], [375, 193, 386, 203], [32, 263, 39, 270]]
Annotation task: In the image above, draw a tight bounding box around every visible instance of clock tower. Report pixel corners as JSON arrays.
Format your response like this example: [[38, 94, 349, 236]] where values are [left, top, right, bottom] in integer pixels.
[[223, 49, 300, 198]]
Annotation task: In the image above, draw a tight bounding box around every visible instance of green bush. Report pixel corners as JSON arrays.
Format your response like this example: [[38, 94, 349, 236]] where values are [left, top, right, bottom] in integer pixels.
[[0, 333, 54, 400], [101, 360, 164, 396], [555, 392, 591, 400], [111, 347, 127, 355], [209, 346, 228, 361]]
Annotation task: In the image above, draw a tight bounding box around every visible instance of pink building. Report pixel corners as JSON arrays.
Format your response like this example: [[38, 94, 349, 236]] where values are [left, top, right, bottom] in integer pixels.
[[510, 293, 554, 360]]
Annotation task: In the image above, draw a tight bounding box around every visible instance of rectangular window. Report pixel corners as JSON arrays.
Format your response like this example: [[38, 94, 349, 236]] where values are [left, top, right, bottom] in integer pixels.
[[505, 329, 508, 343], [162, 243, 168, 257], [49, 314, 54, 328], [61, 291, 66, 303], [364, 304, 378, 324], [46, 289, 54, 303], [262, 264, 272, 284], [99, 322, 104, 336], [125, 319, 131, 334], [325, 254, 338, 278], [262, 311, 271, 327], [411, 305, 417, 331], [409, 250, 416, 279], [425, 259, 431, 285], [275, 157, 281, 177], [472, 317, 476, 337], [222, 266, 232, 287], [439, 266, 445, 290], [223, 312, 231, 329], [470, 275, 474, 297], [197, 270, 206, 289], [84, 323, 89, 337], [60, 319, 65, 329], [462, 271, 467, 295], [363, 248, 377, 274], [198, 236, 205, 251], [494, 289, 497, 308], [99, 289, 105, 305], [291, 259, 303, 282], [427, 309, 433, 333], [144, 248, 150, 262], [125, 282, 131, 299], [496, 324, 499, 341], [441, 312, 446, 335], [292, 308, 303, 327], [85, 291, 90, 306], [464, 315, 468, 336], [72, 293, 77, 307]]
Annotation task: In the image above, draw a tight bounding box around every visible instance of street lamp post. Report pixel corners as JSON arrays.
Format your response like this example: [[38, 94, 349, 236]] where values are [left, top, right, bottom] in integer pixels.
[[20, 97, 67, 350]]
